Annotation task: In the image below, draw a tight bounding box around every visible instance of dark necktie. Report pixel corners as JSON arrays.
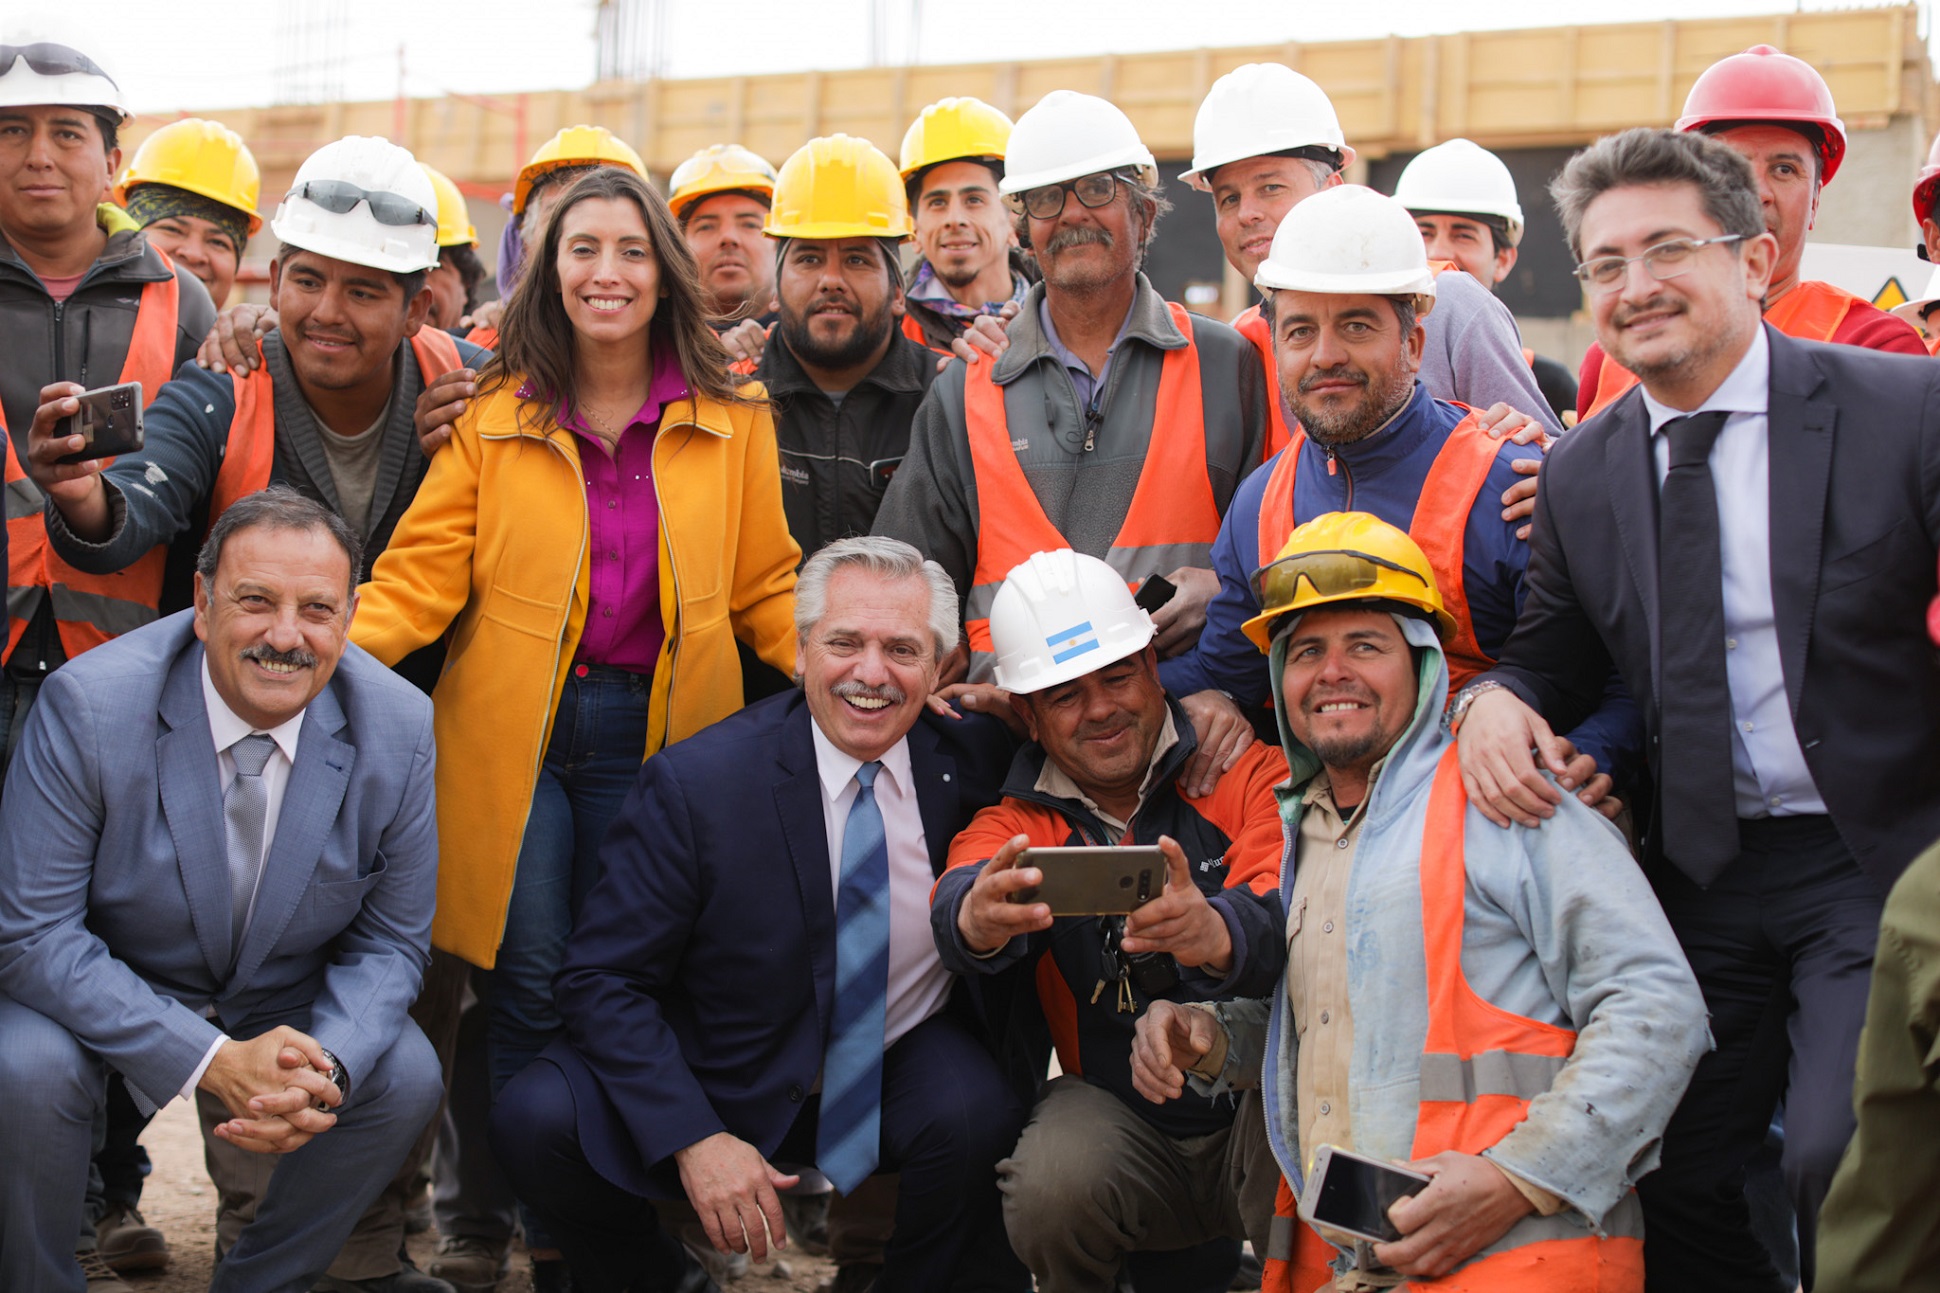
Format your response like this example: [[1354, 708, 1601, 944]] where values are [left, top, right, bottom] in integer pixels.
[[224, 733, 277, 961], [817, 761, 890, 1195], [1656, 411, 1741, 883]]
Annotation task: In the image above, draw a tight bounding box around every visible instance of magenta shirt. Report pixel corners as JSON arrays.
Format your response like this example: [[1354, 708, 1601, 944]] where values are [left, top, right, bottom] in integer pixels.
[[546, 352, 691, 675]]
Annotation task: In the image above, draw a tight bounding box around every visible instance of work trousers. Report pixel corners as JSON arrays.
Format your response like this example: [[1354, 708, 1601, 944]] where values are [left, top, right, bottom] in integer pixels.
[[998, 1075, 1277, 1293], [1637, 815, 1883, 1293], [493, 1010, 1033, 1292]]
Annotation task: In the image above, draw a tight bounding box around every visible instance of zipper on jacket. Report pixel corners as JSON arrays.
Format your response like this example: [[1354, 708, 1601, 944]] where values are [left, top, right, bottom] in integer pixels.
[[78, 308, 91, 390], [1325, 446, 1355, 508], [649, 432, 681, 750]]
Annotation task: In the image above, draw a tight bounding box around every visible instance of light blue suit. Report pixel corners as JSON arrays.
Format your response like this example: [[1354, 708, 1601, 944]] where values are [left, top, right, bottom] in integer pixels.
[[0, 609, 443, 1292]]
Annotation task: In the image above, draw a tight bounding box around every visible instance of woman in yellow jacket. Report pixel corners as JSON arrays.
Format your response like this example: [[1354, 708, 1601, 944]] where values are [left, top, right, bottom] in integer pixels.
[[350, 167, 798, 1213]]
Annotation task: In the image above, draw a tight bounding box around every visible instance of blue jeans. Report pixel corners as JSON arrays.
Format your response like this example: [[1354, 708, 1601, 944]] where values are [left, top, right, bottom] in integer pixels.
[[486, 664, 650, 1249]]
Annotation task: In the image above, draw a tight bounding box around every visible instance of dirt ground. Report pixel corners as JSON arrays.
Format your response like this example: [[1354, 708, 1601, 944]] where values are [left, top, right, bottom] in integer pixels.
[[125, 1094, 839, 1292]]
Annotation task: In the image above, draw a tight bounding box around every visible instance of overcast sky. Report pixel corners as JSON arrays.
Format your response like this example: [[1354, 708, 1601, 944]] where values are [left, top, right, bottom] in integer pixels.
[[10, 0, 1907, 116]]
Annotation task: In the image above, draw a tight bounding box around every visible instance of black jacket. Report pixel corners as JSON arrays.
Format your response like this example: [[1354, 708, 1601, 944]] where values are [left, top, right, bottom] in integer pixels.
[[1485, 325, 1940, 888], [754, 325, 936, 561], [0, 226, 215, 673], [899, 248, 1038, 354]]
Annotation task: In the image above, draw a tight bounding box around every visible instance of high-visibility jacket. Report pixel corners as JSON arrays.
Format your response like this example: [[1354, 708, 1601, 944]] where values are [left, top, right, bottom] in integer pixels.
[[1253, 411, 1502, 694], [464, 323, 498, 350], [1263, 747, 1646, 1292], [900, 311, 948, 355], [1584, 279, 1873, 418], [205, 328, 464, 528], [1232, 304, 1291, 462], [3, 271, 180, 664], [961, 300, 1222, 659]]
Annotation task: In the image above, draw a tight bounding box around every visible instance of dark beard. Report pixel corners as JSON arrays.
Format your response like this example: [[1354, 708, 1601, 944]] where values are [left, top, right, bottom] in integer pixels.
[[780, 303, 895, 371], [1289, 361, 1416, 447]]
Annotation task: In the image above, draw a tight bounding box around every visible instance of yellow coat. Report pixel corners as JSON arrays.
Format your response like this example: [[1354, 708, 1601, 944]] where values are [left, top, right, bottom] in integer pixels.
[[351, 379, 800, 968]]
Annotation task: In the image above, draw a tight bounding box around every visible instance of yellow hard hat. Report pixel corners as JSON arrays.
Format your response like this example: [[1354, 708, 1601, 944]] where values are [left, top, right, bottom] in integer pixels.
[[116, 117, 262, 233], [419, 164, 477, 247], [899, 96, 1013, 181], [765, 134, 913, 241], [668, 144, 777, 220], [514, 124, 647, 215], [1241, 512, 1454, 652]]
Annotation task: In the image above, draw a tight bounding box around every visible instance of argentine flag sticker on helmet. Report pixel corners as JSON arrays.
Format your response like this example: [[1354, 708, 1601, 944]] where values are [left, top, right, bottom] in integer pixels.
[[1046, 620, 1100, 666]]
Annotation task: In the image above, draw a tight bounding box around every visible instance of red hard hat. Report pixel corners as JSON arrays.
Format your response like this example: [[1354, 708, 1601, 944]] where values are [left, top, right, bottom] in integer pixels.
[[1676, 45, 1846, 185], [1915, 130, 1940, 229]]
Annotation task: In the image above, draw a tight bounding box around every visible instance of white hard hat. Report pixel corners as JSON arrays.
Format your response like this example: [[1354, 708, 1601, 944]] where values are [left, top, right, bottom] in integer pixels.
[[1253, 184, 1437, 317], [1891, 265, 1940, 328], [271, 136, 440, 275], [998, 91, 1156, 197], [0, 41, 127, 121], [1180, 63, 1354, 192], [990, 550, 1155, 695], [1391, 138, 1525, 247]]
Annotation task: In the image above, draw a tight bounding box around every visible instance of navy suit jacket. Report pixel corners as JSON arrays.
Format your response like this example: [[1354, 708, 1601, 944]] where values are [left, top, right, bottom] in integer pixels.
[[1483, 326, 1940, 886], [546, 689, 1014, 1197], [0, 610, 438, 1110]]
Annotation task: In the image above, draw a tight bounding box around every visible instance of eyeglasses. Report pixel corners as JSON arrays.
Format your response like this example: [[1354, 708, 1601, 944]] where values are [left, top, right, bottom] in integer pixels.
[[1252, 548, 1428, 610], [0, 43, 116, 82], [288, 180, 433, 229], [1006, 170, 1132, 220], [1572, 234, 1746, 294]]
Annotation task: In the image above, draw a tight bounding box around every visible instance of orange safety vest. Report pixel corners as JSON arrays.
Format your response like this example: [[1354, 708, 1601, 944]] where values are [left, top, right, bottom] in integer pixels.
[[1233, 304, 1291, 463], [207, 328, 466, 527], [464, 323, 498, 351], [962, 300, 1222, 657], [1254, 414, 1500, 693], [1584, 278, 1864, 418], [1264, 748, 1645, 1292], [3, 271, 180, 664]]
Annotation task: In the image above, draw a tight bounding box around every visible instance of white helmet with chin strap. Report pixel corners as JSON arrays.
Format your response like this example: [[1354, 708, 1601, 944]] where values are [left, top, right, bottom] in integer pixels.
[[0, 40, 127, 120], [271, 136, 440, 275]]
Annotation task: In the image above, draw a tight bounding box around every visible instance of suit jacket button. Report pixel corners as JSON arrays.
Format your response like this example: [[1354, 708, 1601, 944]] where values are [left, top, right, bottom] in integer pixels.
[[788, 1084, 805, 1102]]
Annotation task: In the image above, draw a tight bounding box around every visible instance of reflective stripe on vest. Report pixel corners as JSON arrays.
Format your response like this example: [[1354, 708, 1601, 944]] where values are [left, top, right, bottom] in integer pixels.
[[206, 327, 467, 529], [1410, 745, 1643, 1286], [1584, 279, 1863, 418], [1233, 304, 1291, 462], [960, 301, 1222, 664], [3, 268, 180, 664], [1253, 412, 1500, 693]]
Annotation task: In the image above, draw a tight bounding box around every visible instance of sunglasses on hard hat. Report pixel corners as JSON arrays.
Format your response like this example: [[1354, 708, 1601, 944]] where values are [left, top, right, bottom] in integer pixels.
[[1006, 169, 1135, 220], [0, 43, 114, 81], [289, 180, 434, 229], [1251, 548, 1428, 610]]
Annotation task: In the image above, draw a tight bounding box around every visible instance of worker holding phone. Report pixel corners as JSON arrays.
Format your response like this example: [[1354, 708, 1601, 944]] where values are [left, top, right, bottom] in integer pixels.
[[1129, 513, 1707, 1291], [931, 548, 1290, 1292]]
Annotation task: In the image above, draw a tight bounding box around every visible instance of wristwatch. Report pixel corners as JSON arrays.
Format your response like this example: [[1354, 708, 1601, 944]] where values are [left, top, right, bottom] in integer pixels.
[[316, 1048, 351, 1109], [1444, 680, 1507, 735]]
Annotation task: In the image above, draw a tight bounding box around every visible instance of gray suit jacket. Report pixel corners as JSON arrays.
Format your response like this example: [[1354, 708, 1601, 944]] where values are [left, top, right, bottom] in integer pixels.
[[0, 609, 438, 1110]]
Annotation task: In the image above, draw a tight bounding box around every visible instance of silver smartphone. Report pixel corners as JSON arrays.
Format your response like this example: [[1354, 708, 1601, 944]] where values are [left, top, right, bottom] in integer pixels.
[[1297, 1144, 1433, 1246], [1007, 845, 1164, 916]]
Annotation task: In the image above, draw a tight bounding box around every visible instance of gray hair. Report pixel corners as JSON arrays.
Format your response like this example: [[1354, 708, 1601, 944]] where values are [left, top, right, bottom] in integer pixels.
[[1550, 128, 1764, 261], [795, 535, 960, 660], [196, 485, 365, 596]]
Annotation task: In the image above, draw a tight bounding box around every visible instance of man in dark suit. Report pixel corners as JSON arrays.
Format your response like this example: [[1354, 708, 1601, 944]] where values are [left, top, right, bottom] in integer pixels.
[[0, 488, 444, 1292], [491, 536, 1030, 1293], [1450, 127, 1940, 1293]]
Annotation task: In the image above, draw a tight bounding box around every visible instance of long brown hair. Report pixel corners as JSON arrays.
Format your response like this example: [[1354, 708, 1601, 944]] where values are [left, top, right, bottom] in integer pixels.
[[480, 166, 756, 426]]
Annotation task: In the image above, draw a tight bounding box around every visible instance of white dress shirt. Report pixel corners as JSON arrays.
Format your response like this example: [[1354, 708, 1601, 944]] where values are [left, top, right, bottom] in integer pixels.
[[182, 659, 306, 1102], [1638, 327, 1827, 818], [810, 723, 953, 1050]]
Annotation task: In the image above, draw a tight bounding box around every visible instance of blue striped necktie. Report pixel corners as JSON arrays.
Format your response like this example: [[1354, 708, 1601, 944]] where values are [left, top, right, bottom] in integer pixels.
[[817, 759, 890, 1195]]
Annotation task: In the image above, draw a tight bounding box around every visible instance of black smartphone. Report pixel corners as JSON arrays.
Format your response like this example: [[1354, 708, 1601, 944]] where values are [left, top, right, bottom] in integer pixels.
[[1297, 1144, 1433, 1246], [1008, 846, 1164, 915], [1134, 574, 1177, 613], [57, 381, 144, 465]]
